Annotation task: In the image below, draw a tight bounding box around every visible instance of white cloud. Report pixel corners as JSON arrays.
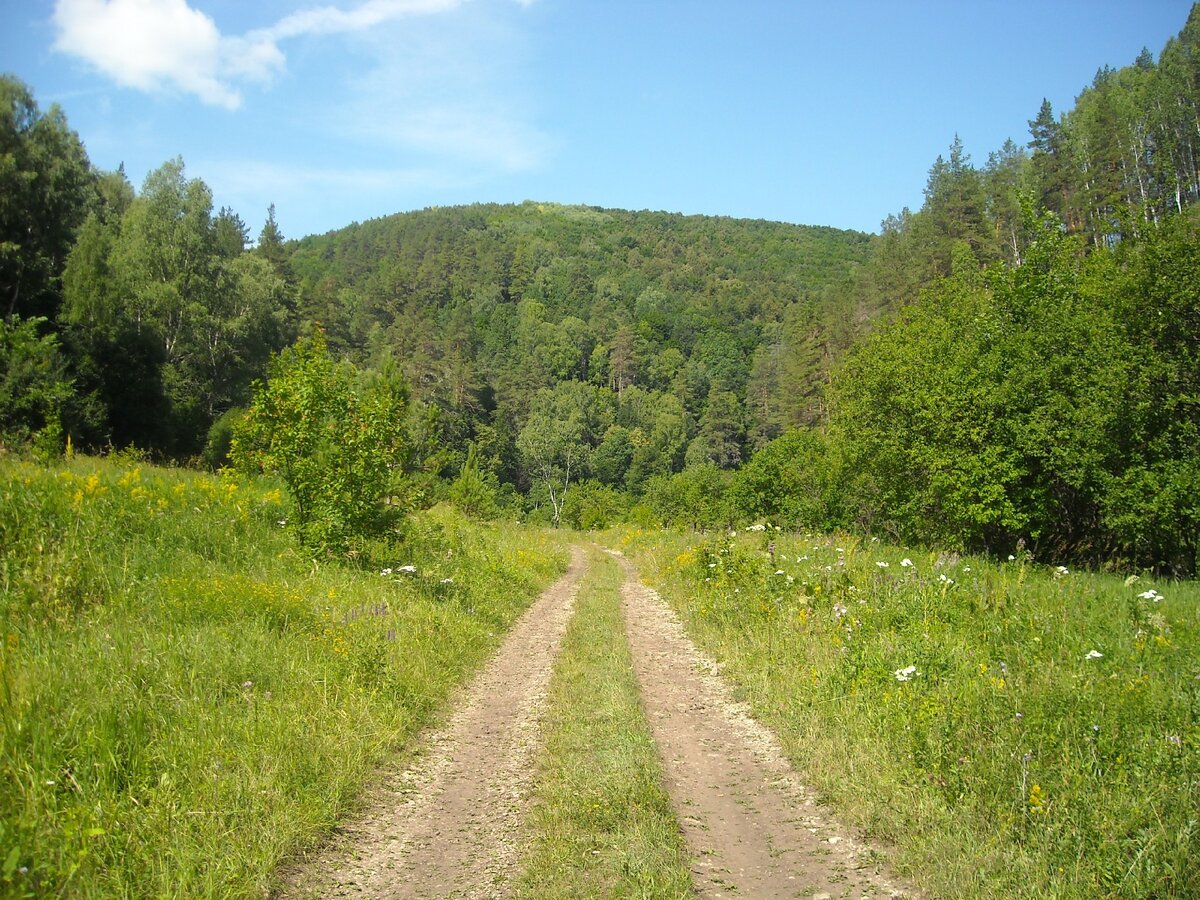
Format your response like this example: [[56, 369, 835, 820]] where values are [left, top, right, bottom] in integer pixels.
[[51, 0, 467, 108], [53, 0, 242, 108], [261, 0, 461, 41]]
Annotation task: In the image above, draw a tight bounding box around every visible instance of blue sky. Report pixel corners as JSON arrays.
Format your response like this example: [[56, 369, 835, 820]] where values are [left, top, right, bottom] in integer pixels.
[[3, 1, 1195, 240]]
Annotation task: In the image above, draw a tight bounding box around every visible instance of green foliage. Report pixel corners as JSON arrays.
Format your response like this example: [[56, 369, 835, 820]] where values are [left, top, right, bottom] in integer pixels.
[[559, 479, 629, 530], [231, 331, 408, 555], [447, 444, 500, 519], [200, 406, 245, 471], [0, 316, 72, 453], [644, 463, 731, 531], [0, 75, 95, 320], [728, 428, 834, 530], [516, 383, 596, 527], [826, 203, 1199, 572]]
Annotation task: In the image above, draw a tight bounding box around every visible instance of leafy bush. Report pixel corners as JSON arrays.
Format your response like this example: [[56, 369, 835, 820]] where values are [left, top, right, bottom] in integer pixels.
[[560, 479, 629, 530], [231, 331, 408, 555], [643, 464, 731, 530], [0, 316, 72, 454]]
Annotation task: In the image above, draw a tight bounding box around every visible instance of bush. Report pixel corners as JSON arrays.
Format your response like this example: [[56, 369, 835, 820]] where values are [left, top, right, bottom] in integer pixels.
[[560, 480, 629, 530], [231, 331, 409, 555]]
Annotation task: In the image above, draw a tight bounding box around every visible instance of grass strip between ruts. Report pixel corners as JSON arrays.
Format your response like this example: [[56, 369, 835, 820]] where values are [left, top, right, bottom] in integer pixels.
[[514, 547, 691, 898]]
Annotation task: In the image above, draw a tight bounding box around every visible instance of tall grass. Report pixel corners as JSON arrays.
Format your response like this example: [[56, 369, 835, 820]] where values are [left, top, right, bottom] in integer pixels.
[[615, 527, 1199, 898], [0, 455, 567, 897]]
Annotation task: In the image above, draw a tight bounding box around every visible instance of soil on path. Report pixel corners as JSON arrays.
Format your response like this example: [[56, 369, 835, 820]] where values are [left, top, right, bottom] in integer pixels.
[[615, 551, 918, 899], [277, 546, 587, 899]]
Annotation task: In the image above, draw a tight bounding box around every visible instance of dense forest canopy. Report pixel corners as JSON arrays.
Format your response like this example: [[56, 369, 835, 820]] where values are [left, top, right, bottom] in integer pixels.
[[4, 4, 1200, 571]]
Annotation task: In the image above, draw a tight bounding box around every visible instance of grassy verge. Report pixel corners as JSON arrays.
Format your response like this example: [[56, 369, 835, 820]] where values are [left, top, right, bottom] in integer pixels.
[[514, 548, 691, 898], [0, 455, 568, 897], [613, 527, 1199, 899]]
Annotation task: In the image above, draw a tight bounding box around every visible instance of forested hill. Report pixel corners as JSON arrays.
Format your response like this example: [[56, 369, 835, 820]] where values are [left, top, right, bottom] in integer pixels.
[[4, 4, 1200, 570], [285, 202, 874, 464]]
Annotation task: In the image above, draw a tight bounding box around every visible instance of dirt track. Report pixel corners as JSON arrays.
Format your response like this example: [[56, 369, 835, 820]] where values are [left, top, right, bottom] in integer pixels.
[[280, 546, 916, 898], [278, 547, 586, 898], [615, 551, 913, 898]]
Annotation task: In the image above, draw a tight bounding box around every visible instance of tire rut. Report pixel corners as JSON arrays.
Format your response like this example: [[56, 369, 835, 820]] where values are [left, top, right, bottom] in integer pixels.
[[614, 551, 918, 899], [277, 546, 587, 899]]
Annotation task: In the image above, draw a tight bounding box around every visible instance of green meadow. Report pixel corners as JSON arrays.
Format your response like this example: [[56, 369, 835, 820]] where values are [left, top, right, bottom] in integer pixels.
[[0, 455, 567, 897], [614, 526, 1200, 898]]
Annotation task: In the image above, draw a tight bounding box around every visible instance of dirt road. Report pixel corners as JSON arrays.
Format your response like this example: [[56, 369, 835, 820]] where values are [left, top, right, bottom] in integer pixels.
[[616, 552, 913, 899], [279, 547, 586, 898], [280, 546, 915, 898]]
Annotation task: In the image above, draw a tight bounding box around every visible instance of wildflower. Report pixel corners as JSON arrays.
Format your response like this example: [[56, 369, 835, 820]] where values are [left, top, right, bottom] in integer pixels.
[[964, 566, 971, 573], [833, 604, 848, 618], [1008, 554, 1016, 561], [1015, 712, 1023, 720], [1092, 724, 1100, 734], [46, 780, 55, 786], [1054, 565, 1069, 577], [243, 680, 254, 689], [774, 569, 785, 576], [1167, 735, 1182, 747], [876, 561, 889, 568], [277, 519, 287, 527], [1028, 783, 1044, 812], [1137, 589, 1162, 602], [440, 577, 454, 584], [938, 574, 954, 585], [380, 568, 393, 576], [746, 523, 766, 532], [900, 558, 914, 568], [398, 565, 417, 573], [894, 665, 918, 682], [1084, 650, 1103, 660]]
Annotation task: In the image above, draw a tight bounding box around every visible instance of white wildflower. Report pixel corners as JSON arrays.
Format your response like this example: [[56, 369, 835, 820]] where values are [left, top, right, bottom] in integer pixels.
[[900, 558, 914, 568], [398, 565, 417, 573], [894, 665, 918, 682], [876, 561, 889, 568], [1084, 650, 1103, 660], [1137, 589, 1162, 601]]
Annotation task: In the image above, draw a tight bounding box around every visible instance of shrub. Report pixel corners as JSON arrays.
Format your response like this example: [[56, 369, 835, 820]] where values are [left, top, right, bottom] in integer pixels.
[[231, 331, 408, 555]]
